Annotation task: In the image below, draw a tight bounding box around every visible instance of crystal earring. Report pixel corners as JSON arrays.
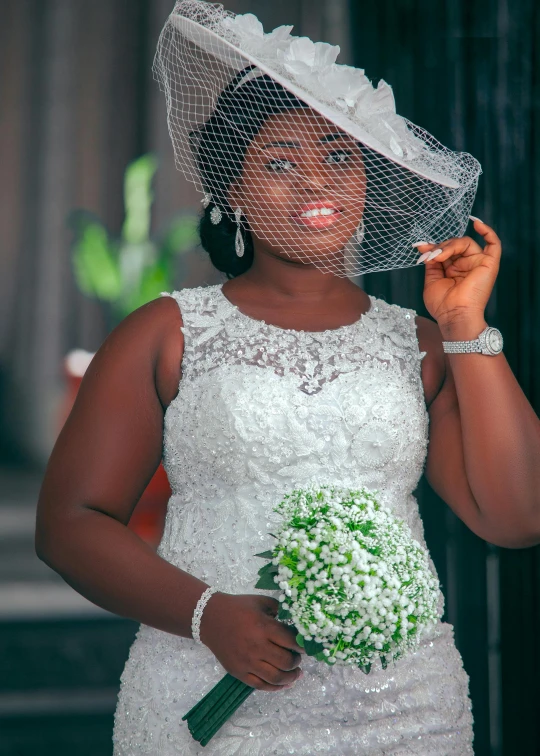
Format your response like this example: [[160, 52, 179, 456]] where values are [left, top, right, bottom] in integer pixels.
[[210, 205, 222, 225], [355, 218, 365, 245], [201, 192, 212, 209], [234, 207, 244, 257]]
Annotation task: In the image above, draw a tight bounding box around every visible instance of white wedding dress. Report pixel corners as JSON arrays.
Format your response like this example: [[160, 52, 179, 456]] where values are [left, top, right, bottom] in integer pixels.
[[112, 283, 474, 755]]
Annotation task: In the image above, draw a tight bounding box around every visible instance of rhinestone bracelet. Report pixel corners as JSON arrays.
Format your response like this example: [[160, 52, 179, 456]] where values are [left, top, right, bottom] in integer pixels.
[[191, 586, 218, 644]]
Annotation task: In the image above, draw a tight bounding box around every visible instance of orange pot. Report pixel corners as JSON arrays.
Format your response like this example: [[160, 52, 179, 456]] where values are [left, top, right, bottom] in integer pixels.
[[60, 350, 170, 549]]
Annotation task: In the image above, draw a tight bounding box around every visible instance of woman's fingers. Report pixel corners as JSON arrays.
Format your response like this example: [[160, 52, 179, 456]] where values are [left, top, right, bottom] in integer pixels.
[[417, 236, 483, 263], [245, 670, 301, 693], [413, 219, 501, 267], [264, 642, 303, 672], [269, 621, 305, 654], [469, 217, 502, 262], [254, 660, 303, 688]]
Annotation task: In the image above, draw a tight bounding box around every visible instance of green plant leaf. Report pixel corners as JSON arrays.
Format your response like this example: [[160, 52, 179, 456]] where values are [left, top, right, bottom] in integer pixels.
[[160, 215, 198, 258], [122, 154, 158, 244], [72, 222, 122, 301], [295, 633, 305, 648], [253, 551, 274, 560]]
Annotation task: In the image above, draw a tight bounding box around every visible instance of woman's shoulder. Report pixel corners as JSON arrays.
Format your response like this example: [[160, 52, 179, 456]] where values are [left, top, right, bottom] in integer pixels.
[[158, 283, 222, 315]]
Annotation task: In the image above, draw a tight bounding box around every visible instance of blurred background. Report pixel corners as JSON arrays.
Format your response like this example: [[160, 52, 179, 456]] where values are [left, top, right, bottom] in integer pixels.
[[1, 0, 539, 754]]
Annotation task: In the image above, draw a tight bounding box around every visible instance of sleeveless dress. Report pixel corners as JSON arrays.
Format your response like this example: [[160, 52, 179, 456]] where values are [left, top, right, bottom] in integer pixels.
[[112, 283, 474, 755]]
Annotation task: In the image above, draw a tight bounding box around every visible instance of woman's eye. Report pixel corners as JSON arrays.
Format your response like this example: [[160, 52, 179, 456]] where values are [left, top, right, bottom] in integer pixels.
[[325, 150, 353, 164], [266, 158, 296, 172]]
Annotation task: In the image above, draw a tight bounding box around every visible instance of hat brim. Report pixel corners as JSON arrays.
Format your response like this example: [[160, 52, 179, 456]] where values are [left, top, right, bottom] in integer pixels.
[[170, 13, 460, 189]]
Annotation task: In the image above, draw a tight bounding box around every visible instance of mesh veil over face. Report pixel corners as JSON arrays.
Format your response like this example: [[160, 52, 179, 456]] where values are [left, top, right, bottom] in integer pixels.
[[153, 0, 482, 277]]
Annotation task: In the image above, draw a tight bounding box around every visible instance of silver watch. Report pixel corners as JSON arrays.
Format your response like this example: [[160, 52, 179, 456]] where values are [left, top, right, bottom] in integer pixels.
[[442, 325, 503, 355]]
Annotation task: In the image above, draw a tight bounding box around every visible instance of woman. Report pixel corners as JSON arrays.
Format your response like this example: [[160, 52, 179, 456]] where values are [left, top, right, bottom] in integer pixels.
[[35, 2, 540, 754]]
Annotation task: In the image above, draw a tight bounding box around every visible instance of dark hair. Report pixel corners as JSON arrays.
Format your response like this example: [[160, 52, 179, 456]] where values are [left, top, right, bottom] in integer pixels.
[[190, 68, 309, 278]]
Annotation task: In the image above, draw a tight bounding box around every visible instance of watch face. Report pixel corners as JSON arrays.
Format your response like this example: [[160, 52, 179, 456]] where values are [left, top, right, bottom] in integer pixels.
[[486, 328, 503, 353]]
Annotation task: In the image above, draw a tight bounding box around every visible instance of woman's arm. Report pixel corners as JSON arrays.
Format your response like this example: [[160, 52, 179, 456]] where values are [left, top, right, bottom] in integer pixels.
[[35, 296, 209, 636], [419, 315, 540, 549], [35, 296, 303, 691]]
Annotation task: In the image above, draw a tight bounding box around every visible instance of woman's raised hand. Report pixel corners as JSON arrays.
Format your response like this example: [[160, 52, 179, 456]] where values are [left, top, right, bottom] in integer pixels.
[[415, 217, 502, 330], [199, 593, 304, 692]]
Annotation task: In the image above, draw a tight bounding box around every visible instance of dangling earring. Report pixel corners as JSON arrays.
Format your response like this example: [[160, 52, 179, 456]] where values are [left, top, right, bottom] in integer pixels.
[[355, 218, 365, 245], [234, 207, 245, 257], [201, 192, 212, 209], [210, 205, 222, 225]]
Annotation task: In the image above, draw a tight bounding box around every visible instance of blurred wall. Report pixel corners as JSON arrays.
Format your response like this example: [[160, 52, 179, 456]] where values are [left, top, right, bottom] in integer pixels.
[[0, 0, 352, 467]]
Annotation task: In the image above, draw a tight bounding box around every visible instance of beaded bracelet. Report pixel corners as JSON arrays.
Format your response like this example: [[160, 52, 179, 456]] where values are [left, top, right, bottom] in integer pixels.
[[191, 586, 218, 644]]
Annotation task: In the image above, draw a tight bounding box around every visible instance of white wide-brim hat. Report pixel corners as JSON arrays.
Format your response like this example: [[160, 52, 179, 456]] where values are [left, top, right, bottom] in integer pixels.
[[153, 0, 482, 276], [163, 1, 480, 190]]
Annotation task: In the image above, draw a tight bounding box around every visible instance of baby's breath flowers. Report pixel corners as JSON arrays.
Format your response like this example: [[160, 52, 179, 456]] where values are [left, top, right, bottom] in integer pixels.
[[183, 484, 443, 746], [256, 484, 442, 672]]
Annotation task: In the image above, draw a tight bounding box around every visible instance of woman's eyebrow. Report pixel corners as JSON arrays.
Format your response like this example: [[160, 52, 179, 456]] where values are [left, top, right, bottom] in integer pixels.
[[262, 140, 301, 149], [262, 133, 349, 149], [319, 132, 348, 143]]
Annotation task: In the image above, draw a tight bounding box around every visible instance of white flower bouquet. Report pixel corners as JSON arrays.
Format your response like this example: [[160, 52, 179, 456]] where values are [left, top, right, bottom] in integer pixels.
[[183, 484, 442, 746]]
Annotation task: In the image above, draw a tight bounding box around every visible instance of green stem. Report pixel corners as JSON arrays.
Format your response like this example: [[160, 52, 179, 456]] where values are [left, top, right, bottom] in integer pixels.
[[182, 672, 237, 721], [199, 683, 254, 745], [187, 677, 244, 735], [189, 678, 247, 740]]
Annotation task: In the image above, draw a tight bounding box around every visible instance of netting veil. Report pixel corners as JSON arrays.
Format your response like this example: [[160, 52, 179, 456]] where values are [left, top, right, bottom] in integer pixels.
[[153, 0, 482, 277]]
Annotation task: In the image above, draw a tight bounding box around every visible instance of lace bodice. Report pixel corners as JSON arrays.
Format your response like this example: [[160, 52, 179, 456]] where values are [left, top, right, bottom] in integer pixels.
[[157, 283, 441, 613]]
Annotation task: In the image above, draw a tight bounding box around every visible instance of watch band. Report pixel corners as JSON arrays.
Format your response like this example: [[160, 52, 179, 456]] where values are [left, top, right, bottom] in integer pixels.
[[442, 325, 503, 356], [442, 339, 482, 354]]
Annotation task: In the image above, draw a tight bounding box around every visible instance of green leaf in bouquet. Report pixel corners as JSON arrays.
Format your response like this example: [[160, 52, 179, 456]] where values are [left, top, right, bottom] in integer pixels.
[[257, 561, 278, 579], [254, 573, 279, 590], [314, 651, 327, 662], [277, 605, 292, 621], [380, 655, 388, 670], [253, 551, 275, 560], [358, 661, 372, 675], [304, 638, 325, 656], [295, 633, 305, 648]]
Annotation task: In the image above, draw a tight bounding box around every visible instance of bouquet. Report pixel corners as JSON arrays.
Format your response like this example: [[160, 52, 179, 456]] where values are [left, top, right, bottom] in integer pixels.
[[183, 484, 442, 746]]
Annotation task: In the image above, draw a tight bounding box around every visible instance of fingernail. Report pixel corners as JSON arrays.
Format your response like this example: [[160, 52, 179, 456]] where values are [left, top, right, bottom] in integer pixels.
[[469, 215, 483, 223], [416, 252, 431, 264], [411, 241, 431, 248], [426, 248, 443, 260]]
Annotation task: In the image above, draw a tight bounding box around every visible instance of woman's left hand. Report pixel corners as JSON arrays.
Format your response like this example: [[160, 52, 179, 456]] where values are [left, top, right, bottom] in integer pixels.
[[415, 217, 502, 328]]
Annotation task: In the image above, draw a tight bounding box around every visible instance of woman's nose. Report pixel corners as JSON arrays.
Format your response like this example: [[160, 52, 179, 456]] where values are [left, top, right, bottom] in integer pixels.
[[293, 166, 332, 193]]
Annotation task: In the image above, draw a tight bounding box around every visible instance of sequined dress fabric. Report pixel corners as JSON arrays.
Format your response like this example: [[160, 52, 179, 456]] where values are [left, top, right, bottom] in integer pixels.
[[112, 284, 474, 755]]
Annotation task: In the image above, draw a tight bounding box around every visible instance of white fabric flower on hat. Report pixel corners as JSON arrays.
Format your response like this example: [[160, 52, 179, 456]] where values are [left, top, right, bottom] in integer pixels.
[[317, 63, 372, 111], [277, 37, 340, 81], [224, 13, 294, 56], [230, 12, 265, 37], [354, 79, 396, 118]]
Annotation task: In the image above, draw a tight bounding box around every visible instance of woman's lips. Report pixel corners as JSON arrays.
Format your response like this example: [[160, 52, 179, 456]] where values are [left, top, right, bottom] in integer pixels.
[[290, 202, 343, 229]]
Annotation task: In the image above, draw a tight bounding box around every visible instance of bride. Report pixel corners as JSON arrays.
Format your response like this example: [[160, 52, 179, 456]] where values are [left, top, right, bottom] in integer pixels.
[[35, 2, 540, 753]]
